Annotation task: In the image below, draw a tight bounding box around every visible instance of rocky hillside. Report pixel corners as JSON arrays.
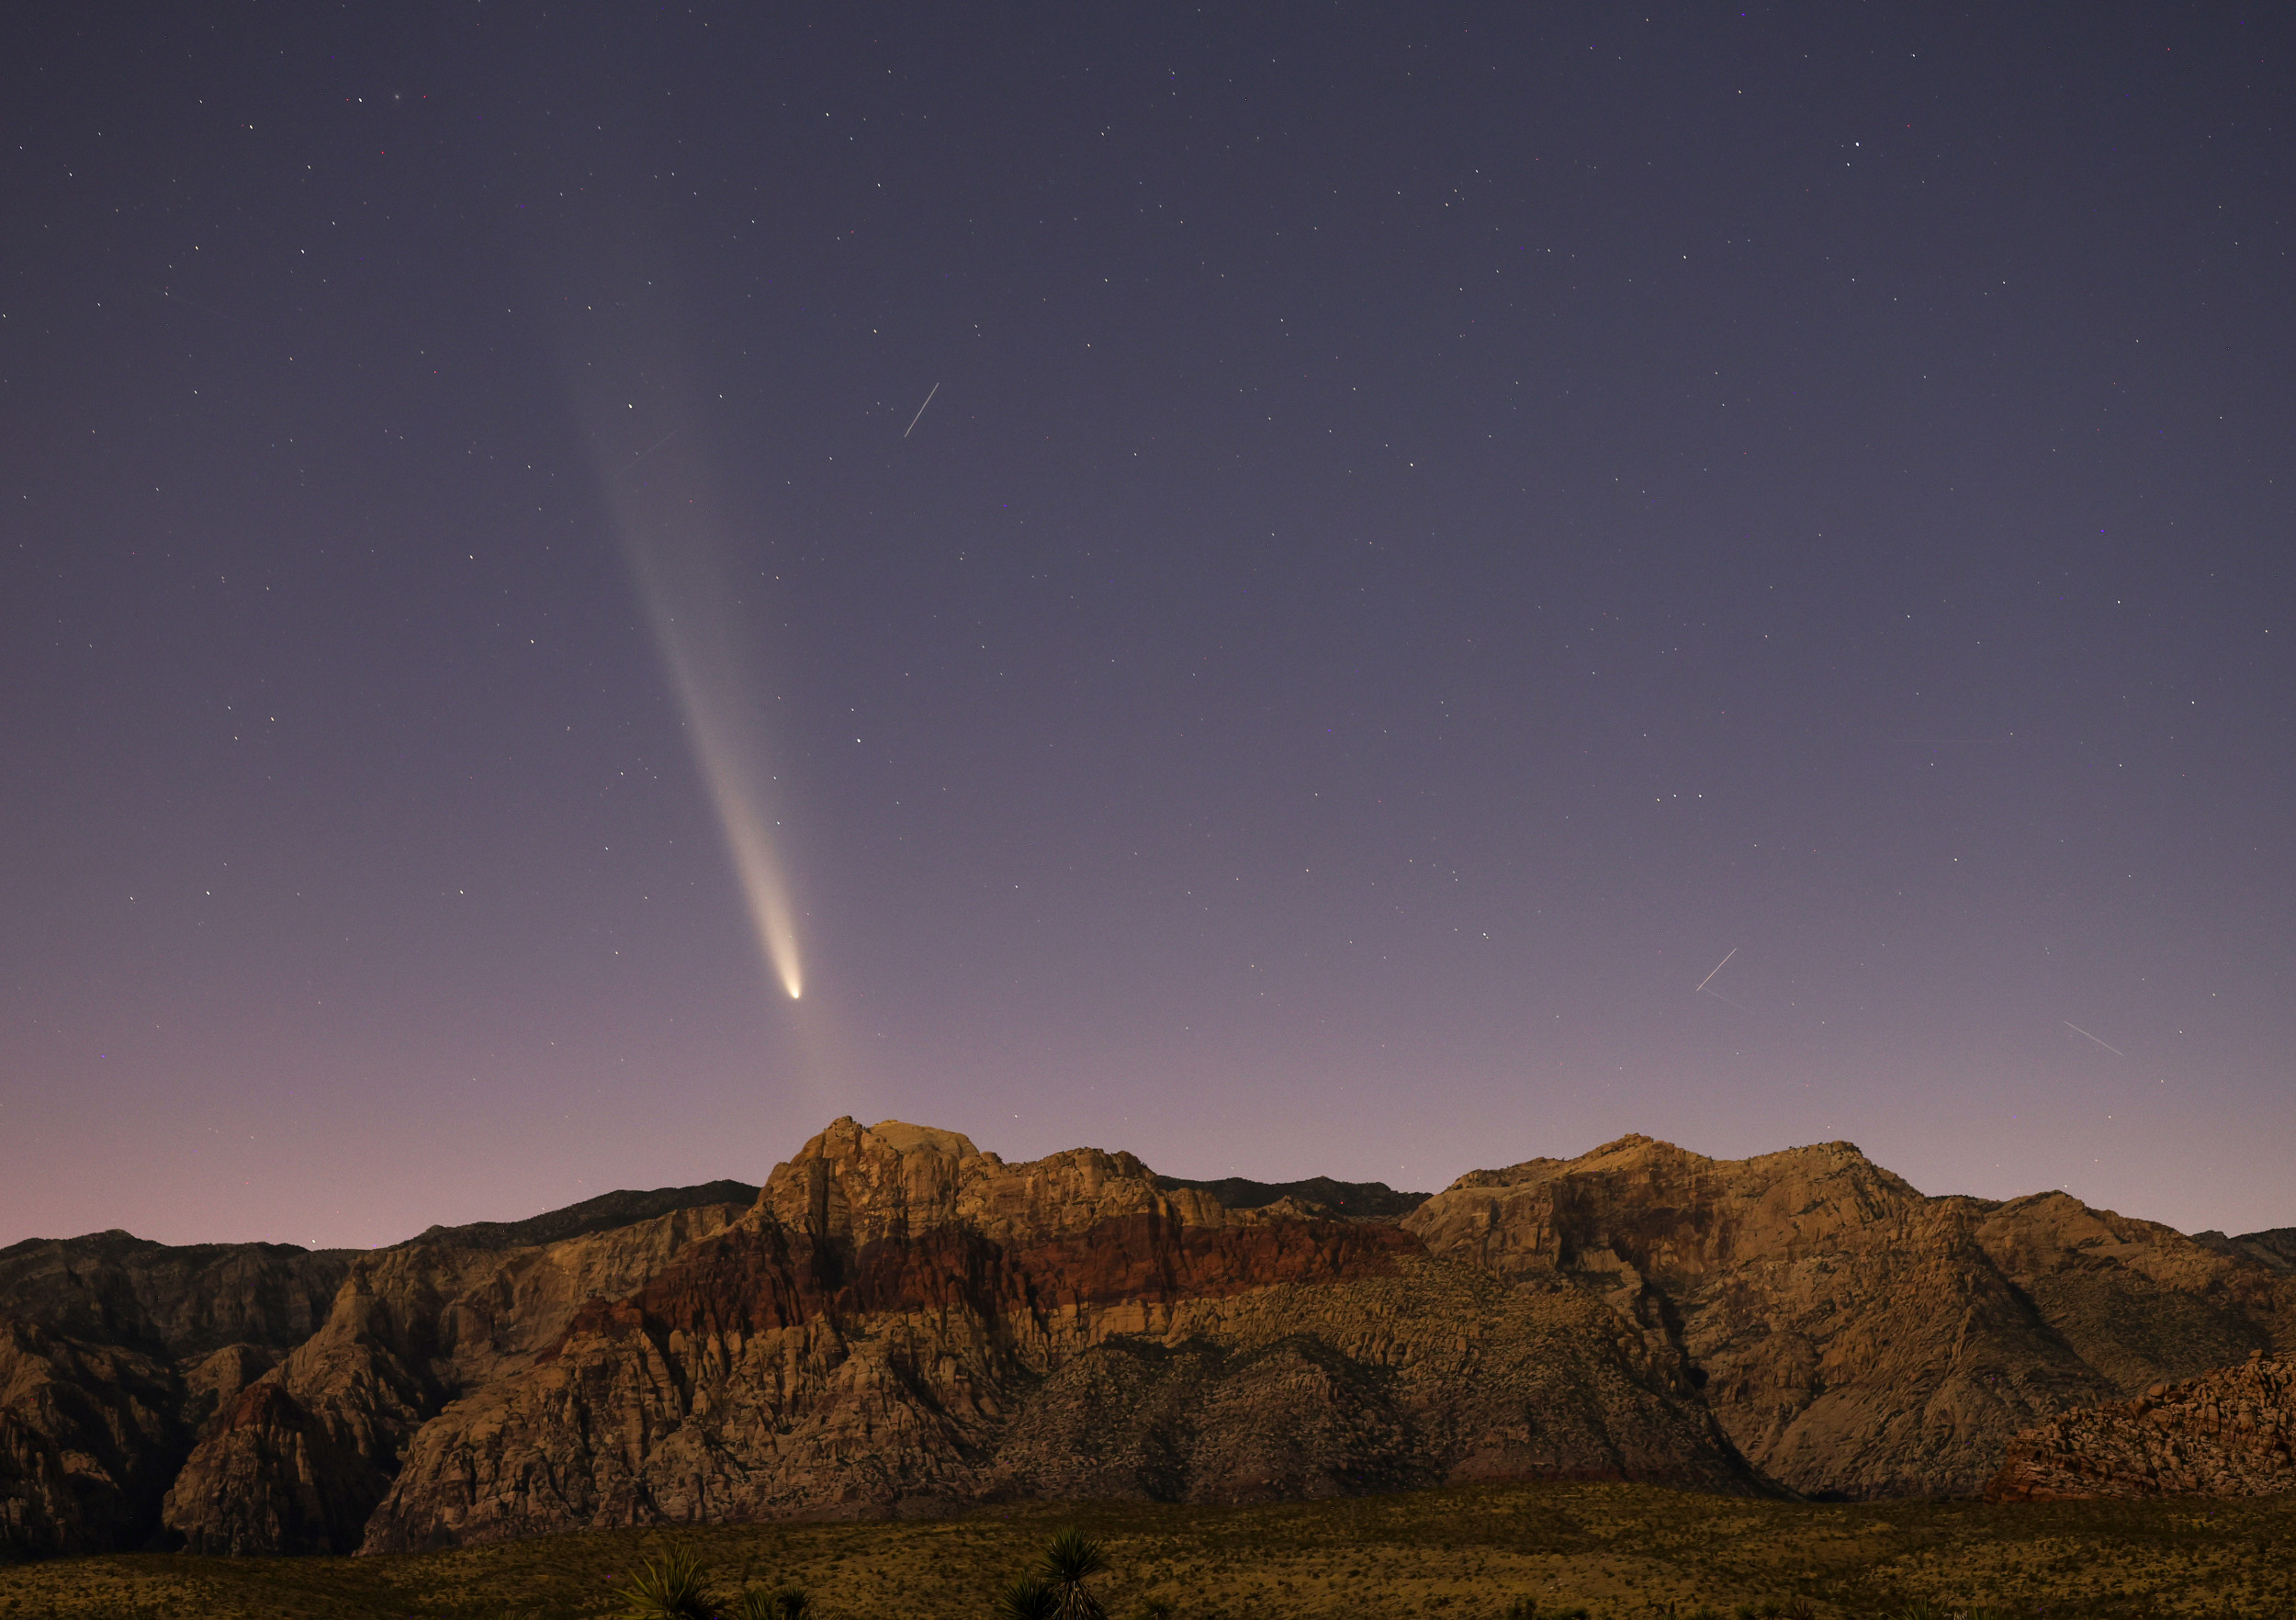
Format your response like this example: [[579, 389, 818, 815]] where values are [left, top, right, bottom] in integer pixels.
[[0, 1186, 750, 1558], [1, 1122, 2289, 1558], [1986, 1349, 2296, 1500]]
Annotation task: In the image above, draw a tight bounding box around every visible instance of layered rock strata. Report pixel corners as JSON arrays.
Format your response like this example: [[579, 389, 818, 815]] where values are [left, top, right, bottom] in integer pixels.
[[1986, 1350, 2296, 1500], [0, 1184, 750, 1557], [3, 1123, 2290, 1558], [363, 1121, 1746, 1551], [159, 1199, 751, 1554]]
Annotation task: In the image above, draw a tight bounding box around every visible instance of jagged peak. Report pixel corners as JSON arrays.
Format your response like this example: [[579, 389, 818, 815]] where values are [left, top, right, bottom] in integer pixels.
[[861, 1119, 980, 1159]]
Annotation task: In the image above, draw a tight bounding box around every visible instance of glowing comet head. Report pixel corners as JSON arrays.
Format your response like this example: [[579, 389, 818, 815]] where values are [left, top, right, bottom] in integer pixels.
[[650, 613, 806, 1004]]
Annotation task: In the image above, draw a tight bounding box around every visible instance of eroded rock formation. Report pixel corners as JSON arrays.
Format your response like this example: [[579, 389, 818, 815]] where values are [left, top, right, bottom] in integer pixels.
[[362, 1123, 1743, 1551], [1986, 1349, 2296, 1500], [159, 1199, 752, 1554], [1400, 1135, 2291, 1499], [1, 1122, 2289, 1558]]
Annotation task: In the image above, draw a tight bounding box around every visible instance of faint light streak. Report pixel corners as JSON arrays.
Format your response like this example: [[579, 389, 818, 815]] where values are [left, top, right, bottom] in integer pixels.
[[1694, 947, 1737, 995], [901, 381, 940, 438], [2064, 1020, 2123, 1057]]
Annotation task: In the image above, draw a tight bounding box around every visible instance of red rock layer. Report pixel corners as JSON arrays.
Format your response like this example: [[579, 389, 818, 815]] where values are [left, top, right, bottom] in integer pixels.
[[8, 1119, 2292, 1557], [360, 1124, 1747, 1552]]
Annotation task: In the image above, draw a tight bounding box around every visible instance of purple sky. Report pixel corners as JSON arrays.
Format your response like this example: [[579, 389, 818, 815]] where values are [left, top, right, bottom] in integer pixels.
[[5, 5, 2291, 1251]]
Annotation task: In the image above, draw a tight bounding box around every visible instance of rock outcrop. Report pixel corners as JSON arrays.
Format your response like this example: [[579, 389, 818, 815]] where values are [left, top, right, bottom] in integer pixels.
[[2194, 1227, 2296, 1274], [360, 1120, 1746, 1552], [2, 1124, 2290, 1557], [0, 1182, 752, 1556], [1401, 1135, 2291, 1499], [159, 1199, 751, 1554], [1986, 1349, 2296, 1500], [0, 1232, 353, 1363], [0, 1321, 184, 1557]]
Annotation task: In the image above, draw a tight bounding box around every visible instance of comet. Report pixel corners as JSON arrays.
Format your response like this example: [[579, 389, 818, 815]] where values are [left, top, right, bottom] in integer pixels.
[[557, 256, 807, 1004], [596, 421, 805, 1002]]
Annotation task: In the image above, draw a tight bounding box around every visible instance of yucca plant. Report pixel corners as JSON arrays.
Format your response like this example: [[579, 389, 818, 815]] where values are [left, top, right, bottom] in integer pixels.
[[1037, 1528, 1111, 1620], [613, 1543, 718, 1620], [999, 1573, 1063, 1620], [726, 1581, 810, 1620]]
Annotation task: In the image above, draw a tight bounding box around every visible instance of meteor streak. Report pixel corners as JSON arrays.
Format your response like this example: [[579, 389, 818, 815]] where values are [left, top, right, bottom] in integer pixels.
[[2064, 1021, 2124, 1057], [1694, 947, 1738, 995]]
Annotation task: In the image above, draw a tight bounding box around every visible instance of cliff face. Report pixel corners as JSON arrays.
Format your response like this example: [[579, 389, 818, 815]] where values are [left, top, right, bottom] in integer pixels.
[[1986, 1350, 2296, 1501], [2, 1122, 2289, 1558], [0, 1321, 184, 1557], [159, 1200, 752, 1554], [361, 1120, 1742, 1553], [1400, 1135, 2289, 1500], [0, 1185, 751, 1558]]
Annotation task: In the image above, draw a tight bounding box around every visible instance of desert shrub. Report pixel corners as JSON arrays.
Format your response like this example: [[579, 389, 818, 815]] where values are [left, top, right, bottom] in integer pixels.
[[613, 1544, 716, 1620], [728, 1588, 813, 1620]]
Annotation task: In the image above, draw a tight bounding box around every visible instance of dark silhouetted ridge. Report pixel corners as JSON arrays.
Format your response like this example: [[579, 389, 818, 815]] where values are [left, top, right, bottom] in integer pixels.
[[2191, 1226, 2296, 1273], [396, 1180, 760, 1251], [1155, 1173, 1430, 1219]]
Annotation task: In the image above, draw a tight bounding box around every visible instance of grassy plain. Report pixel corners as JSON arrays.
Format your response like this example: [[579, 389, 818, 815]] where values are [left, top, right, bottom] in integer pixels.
[[1, 1483, 2290, 1620]]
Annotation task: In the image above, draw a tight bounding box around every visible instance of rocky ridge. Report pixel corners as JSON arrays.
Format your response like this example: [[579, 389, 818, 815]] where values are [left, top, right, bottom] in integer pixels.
[[0, 1188, 749, 1558], [1986, 1349, 2296, 1501], [361, 1120, 1745, 1553], [2, 1123, 2290, 1558]]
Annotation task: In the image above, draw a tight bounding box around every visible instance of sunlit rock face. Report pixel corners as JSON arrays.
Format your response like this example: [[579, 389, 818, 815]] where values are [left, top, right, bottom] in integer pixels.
[[362, 1119, 1747, 1552], [1403, 1134, 2291, 1501], [1986, 1351, 2296, 1500], [2, 1119, 2290, 1556], [158, 1200, 751, 1555]]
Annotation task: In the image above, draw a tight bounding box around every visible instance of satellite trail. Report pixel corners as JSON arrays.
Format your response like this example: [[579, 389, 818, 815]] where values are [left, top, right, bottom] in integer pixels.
[[903, 381, 940, 438], [2064, 1021, 2125, 1057], [1694, 947, 1738, 995]]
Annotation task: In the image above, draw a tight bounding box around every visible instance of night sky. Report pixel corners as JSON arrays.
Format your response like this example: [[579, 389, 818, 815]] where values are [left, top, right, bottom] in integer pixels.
[[6, 6, 2291, 1250]]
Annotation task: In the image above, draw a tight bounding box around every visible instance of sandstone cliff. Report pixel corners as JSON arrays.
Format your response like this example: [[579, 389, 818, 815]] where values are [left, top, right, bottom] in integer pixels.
[[1401, 1134, 2290, 1499], [0, 1321, 183, 1557], [159, 1199, 751, 1554], [361, 1120, 1744, 1553], [1986, 1349, 2296, 1501], [3, 1124, 2289, 1558], [0, 1183, 750, 1557]]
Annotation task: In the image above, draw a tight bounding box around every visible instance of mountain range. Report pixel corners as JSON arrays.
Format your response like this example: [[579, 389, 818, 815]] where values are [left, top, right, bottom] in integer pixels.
[[2, 1119, 2289, 1558]]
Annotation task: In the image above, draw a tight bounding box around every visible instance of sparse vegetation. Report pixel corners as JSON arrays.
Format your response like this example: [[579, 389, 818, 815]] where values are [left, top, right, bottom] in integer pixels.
[[0, 1480, 2290, 1618]]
